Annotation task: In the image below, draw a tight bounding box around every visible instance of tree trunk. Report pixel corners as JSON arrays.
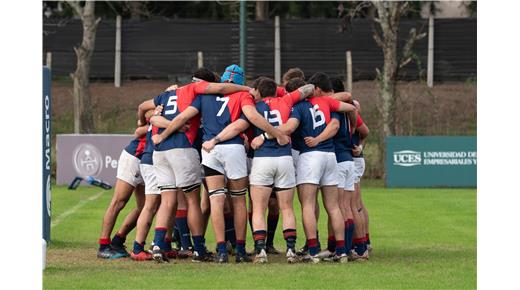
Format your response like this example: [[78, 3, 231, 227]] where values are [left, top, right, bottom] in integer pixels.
[[69, 1, 100, 133], [255, 1, 268, 21]]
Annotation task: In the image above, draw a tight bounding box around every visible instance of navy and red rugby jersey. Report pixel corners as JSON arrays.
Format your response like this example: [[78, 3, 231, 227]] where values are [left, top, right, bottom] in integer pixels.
[[140, 124, 159, 165], [153, 81, 209, 151], [124, 135, 146, 160], [275, 86, 287, 97], [331, 112, 354, 163], [251, 90, 302, 158], [289, 96, 341, 154], [350, 112, 364, 157], [190, 91, 254, 145]]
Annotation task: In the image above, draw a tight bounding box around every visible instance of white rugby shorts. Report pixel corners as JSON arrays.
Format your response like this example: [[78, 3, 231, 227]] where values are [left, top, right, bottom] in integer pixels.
[[353, 157, 366, 183], [116, 150, 143, 187], [201, 144, 248, 180], [250, 156, 296, 189], [337, 161, 356, 191], [139, 164, 160, 195], [296, 151, 338, 186], [153, 148, 201, 190]]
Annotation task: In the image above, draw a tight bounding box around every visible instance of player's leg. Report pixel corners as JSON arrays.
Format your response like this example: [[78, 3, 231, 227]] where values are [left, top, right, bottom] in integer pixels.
[[321, 186, 347, 262], [275, 188, 298, 263], [97, 178, 135, 259], [250, 185, 271, 263], [175, 191, 193, 256], [205, 169, 227, 263], [266, 194, 281, 254], [200, 179, 211, 237], [110, 183, 145, 257], [228, 177, 250, 262], [350, 188, 368, 261], [132, 193, 160, 261], [223, 197, 237, 254], [297, 183, 319, 260]]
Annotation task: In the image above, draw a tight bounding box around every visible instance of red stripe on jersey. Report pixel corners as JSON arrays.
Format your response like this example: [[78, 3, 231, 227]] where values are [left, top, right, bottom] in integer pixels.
[[356, 112, 364, 128], [176, 83, 203, 145], [135, 135, 146, 156], [152, 125, 159, 135], [226, 91, 254, 122]]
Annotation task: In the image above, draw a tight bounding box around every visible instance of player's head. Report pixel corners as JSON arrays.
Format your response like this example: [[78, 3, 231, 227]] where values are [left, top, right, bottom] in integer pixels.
[[308, 72, 333, 96], [330, 76, 345, 93], [285, 78, 306, 93], [193, 68, 217, 82], [257, 78, 277, 99], [282, 68, 305, 85], [221, 64, 245, 85]]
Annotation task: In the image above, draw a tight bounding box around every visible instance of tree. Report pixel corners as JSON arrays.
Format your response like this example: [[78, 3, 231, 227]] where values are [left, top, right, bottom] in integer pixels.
[[255, 1, 268, 20], [66, 1, 101, 133]]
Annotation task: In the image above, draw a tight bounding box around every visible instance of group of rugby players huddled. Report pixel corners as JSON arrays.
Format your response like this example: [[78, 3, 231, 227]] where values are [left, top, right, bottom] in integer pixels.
[[96, 65, 370, 264]]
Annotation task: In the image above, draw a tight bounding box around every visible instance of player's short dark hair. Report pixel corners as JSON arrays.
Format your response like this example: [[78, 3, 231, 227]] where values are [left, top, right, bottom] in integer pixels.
[[282, 68, 305, 83], [285, 78, 306, 93], [257, 78, 277, 98], [193, 68, 216, 82], [330, 77, 345, 93], [252, 76, 269, 90], [308, 72, 332, 93]]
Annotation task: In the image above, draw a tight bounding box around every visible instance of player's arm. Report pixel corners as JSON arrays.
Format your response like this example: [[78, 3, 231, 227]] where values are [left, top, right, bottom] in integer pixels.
[[202, 82, 251, 95], [152, 107, 199, 144], [304, 119, 340, 148], [202, 119, 250, 152], [137, 99, 156, 126], [149, 115, 171, 129], [134, 125, 148, 138], [251, 118, 299, 149], [334, 102, 357, 134], [353, 123, 369, 156], [290, 84, 315, 102], [330, 91, 352, 103], [241, 105, 290, 146]]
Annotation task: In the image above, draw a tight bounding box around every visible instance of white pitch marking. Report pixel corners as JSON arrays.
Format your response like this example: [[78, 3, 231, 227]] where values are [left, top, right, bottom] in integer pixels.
[[51, 190, 106, 228]]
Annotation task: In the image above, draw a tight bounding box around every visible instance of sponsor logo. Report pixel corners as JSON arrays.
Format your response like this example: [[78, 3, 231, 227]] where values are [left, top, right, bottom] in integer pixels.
[[393, 150, 422, 167], [46, 175, 51, 217], [73, 143, 103, 177]]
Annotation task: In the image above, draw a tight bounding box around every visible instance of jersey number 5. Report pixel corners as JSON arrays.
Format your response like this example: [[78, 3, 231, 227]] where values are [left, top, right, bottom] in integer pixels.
[[216, 97, 230, 117], [164, 95, 178, 115], [309, 104, 325, 129]]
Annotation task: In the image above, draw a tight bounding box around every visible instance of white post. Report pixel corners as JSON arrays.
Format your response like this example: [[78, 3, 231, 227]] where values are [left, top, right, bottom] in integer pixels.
[[274, 15, 281, 84], [346, 51, 352, 92], [197, 51, 204, 68], [46, 52, 52, 68], [427, 14, 434, 88], [114, 15, 122, 88]]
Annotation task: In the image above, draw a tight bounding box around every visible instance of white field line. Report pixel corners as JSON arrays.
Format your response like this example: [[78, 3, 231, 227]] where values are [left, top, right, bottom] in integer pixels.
[[51, 190, 106, 228]]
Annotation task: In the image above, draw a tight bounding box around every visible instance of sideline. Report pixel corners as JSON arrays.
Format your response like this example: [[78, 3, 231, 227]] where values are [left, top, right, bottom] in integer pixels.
[[51, 190, 106, 228]]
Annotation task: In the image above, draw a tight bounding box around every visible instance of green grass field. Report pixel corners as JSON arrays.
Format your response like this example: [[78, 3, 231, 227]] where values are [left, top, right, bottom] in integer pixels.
[[43, 183, 476, 289]]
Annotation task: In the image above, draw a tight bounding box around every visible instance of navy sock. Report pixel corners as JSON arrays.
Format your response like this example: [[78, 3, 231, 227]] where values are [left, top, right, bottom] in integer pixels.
[[253, 230, 267, 254], [217, 241, 227, 255], [335, 240, 346, 255], [266, 213, 279, 247], [327, 235, 336, 252], [353, 238, 366, 255], [153, 227, 167, 250], [175, 210, 192, 249], [236, 240, 246, 255], [99, 238, 111, 251], [163, 237, 172, 252], [192, 235, 206, 254], [283, 229, 297, 250], [133, 241, 145, 254], [111, 233, 126, 248], [307, 238, 319, 256], [346, 220, 355, 251], [224, 213, 236, 247]]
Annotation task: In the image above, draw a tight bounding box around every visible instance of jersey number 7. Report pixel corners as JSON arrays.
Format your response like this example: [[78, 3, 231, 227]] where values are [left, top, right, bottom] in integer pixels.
[[216, 96, 230, 117]]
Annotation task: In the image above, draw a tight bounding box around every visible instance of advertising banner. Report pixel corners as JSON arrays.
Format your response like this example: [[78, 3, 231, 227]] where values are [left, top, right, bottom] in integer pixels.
[[56, 134, 134, 186], [386, 136, 476, 187], [43, 67, 51, 242]]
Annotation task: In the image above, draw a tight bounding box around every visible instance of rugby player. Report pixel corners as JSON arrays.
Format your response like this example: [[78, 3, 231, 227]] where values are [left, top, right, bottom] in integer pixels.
[[274, 72, 357, 263], [151, 66, 290, 263], [245, 78, 315, 263], [137, 68, 252, 263], [350, 100, 371, 260], [97, 124, 147, 259]]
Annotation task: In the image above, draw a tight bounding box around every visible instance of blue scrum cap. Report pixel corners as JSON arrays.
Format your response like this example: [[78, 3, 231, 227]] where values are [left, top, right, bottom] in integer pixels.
[[221, 64, 245, 85]]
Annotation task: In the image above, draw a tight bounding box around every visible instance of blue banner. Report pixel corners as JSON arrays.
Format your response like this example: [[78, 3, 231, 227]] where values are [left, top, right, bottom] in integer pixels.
[[43, 67, 51, 242]]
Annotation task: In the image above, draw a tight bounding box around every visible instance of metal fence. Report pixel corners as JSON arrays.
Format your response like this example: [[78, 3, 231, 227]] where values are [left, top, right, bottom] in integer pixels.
[[43, 18, 476, 81]]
